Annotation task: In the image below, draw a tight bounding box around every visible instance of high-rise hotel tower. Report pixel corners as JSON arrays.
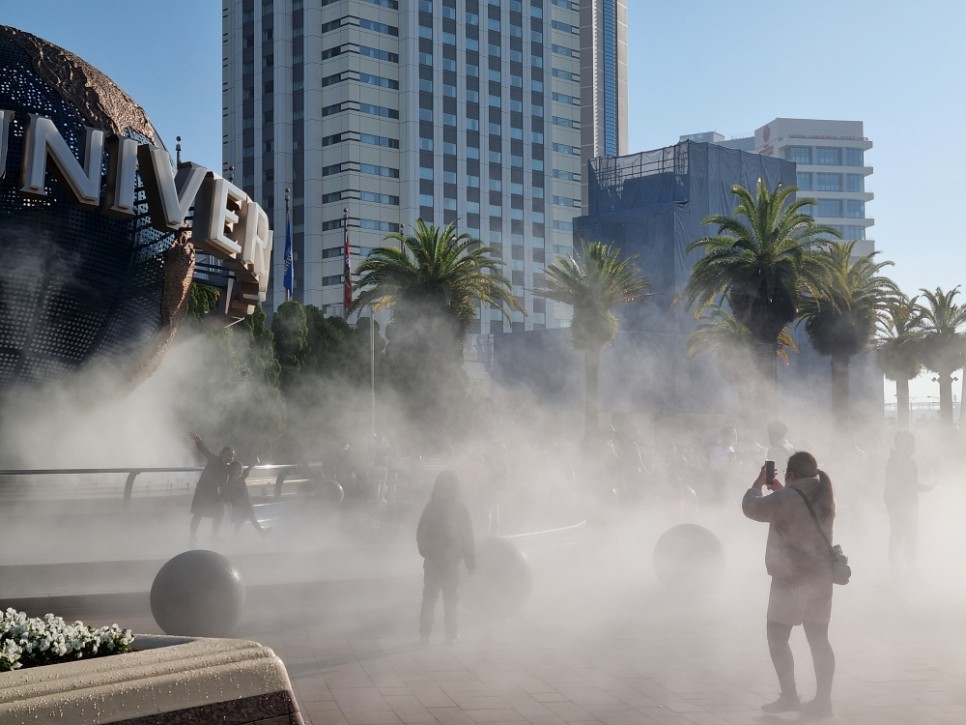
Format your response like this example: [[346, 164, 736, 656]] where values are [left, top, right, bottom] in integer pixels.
[[222, 0, 627, 334]]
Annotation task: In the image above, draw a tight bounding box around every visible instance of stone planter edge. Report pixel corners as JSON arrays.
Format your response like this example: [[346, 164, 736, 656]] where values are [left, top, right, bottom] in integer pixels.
[[0, 634, 303, 724]]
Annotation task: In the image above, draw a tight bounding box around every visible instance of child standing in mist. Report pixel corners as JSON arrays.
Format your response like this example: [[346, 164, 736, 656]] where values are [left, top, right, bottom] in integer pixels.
[[416, 470, 476, 644], [225, 460, 268, 538], [188, 432, 234, 545]]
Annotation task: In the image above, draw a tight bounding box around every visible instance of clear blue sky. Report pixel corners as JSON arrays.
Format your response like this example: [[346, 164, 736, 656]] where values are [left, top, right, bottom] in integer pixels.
[[4, 0, 964, 400]]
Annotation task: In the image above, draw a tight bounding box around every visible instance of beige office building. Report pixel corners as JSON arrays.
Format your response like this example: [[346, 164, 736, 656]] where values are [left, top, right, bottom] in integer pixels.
[[222, 0, 628, 335]]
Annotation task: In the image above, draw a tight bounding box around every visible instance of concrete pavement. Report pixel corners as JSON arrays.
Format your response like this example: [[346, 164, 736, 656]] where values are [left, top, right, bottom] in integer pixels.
[[13, 521, 966, 725]]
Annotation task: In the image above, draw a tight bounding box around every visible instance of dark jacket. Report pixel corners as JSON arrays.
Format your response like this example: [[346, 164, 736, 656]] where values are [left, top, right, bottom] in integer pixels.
[[190, 440, 229, 516], [417, 477, 475, 570], [225, 465, 255, 522], [884, 450, 921, 509]]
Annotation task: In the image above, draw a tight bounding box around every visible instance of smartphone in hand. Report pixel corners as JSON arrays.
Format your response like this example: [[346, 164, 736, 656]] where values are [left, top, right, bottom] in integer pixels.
[[765, 460, 776, 488]]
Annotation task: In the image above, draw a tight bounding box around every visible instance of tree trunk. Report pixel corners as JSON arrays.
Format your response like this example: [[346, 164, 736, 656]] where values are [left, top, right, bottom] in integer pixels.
[[584, 347, 600, 443], [896, 377, 911, 430], [831, 355, 850, 427], [938, 371, 954, 425], [754, 342, 778, 420]]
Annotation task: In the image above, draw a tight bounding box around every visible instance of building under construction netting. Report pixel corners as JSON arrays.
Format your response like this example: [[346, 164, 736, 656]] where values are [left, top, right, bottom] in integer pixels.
[[579, 140, 795, 310]]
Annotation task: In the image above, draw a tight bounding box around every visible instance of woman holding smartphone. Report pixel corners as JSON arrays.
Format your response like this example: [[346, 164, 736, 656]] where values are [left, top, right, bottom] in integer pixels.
[[742, 451, 837, 718]]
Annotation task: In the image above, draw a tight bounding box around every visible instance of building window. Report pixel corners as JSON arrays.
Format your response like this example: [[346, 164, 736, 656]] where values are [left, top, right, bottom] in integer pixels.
[[844, 148, 864, 166], [361, 191, 400, 205], [360, 163, 400, 178], [815, 199, 842, 217], [359, 103, 400, 119], [359, 18, 399, 36], [360, 46, 399, 62], [816, 173, 841, 191], [796, 172, 812, 190], [785, 146, 811, 164], [815, 147, 841, 165], [360, 73, 399, 89], [845, 174, 864, 192], [845, 199, 865, 218], [359, 133, 397, 149], [360, 218, 399, 231]]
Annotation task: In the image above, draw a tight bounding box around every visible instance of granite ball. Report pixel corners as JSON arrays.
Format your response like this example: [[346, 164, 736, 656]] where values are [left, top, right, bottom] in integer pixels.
[[150, 550, 246, 637], [653, 523, 724, 592], [464, 536, 532, 619]]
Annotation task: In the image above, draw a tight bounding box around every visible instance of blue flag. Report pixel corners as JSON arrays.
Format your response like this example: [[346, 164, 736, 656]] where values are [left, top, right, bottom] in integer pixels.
[[283, 215, 294, 295]]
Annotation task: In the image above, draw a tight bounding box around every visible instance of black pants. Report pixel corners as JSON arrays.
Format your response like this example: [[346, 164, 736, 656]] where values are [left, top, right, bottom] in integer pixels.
[[766, 620, 835, 703], [420, 558, 460, 640]]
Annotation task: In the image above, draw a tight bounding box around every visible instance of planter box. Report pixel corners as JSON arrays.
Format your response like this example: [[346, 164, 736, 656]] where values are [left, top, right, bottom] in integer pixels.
[[0, 635, 303, 724]]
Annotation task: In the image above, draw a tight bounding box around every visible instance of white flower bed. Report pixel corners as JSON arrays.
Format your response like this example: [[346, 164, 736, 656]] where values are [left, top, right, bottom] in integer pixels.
[[0, 608, 134, 671]]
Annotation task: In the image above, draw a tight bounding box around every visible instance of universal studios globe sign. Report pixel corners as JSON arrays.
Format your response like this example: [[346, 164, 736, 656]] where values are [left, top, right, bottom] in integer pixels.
[[0, 26, 273, 391]]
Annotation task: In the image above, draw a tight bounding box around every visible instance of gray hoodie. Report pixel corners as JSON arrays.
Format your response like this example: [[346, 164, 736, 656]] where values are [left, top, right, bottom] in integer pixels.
[[743, 476, 834, 583]]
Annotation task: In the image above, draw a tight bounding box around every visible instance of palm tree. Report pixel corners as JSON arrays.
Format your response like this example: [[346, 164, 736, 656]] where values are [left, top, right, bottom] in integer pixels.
[[917, 287, 966, 426], [877, 294, 925, 430], [534, 240, 651, 440], [680, 178, 840, 414], [686, 308, 798, 419], [800, 242, 899, 426], [350, 219, 521, 347], [350, 219, 522, 441]]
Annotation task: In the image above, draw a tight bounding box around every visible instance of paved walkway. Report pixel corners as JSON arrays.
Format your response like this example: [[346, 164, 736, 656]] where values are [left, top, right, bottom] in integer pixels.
[[31, 522, 966, 725]]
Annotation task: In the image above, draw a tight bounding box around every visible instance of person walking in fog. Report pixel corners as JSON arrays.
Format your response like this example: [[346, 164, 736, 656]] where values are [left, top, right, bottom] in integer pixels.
[[417, 470, 475, 644], [188, 432, 234, 545], [743, 451, 837, 717], [765, 420, 795, 472], [226, 460, 268, 538], [885, 430, 932, 578]]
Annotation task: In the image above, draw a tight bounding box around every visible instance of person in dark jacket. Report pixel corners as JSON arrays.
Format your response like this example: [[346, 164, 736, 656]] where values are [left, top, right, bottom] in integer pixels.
[[188, 432, 234, 545], [225, 460, 267, 538], [884, 430, 932, 578], [743, 450, 837, 718], [417, 470, 475, 644]]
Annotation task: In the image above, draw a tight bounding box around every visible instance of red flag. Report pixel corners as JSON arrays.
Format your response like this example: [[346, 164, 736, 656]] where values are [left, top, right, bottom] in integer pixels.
[[343, 211, 352, 315]]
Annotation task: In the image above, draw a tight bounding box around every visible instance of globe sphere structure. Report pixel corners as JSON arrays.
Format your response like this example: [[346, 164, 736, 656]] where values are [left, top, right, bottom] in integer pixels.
[[150, 550, 246, 637], [0, 26, 193, 391]]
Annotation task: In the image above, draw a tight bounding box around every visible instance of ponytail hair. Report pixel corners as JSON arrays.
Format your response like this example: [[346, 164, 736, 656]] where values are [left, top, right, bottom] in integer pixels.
[[787, 451, 835, 520], [815, 469, 835, 520]]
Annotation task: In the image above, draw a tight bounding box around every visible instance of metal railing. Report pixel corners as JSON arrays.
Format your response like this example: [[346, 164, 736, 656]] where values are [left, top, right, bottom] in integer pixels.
[[0, 463, 323, 510]]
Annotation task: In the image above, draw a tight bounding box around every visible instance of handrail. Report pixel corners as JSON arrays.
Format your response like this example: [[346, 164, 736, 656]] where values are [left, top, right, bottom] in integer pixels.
[[0, 463, 323, 510]]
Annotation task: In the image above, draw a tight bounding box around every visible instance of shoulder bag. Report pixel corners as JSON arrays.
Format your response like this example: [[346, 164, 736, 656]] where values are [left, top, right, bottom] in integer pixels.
[[791, 487, 851, 585]]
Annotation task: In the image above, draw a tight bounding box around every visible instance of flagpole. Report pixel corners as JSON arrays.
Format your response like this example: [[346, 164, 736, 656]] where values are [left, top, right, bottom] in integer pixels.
[[343, 207, 350, 320], [283, 187, 293, 302]]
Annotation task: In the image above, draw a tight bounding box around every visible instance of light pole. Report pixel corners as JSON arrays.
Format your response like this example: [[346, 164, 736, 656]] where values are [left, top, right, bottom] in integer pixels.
[[370, 302, 376, 438]]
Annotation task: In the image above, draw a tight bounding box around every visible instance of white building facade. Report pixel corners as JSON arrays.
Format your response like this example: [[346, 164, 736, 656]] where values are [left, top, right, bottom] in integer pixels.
[[691, 118, 875, 255]]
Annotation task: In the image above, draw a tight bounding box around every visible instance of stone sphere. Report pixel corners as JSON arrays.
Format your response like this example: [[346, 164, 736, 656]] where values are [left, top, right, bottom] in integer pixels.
[[0, 26, 192, 391], [653, 524, 724, 592], [150, 550, 246, 637], [465, 536, 532, 619]]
